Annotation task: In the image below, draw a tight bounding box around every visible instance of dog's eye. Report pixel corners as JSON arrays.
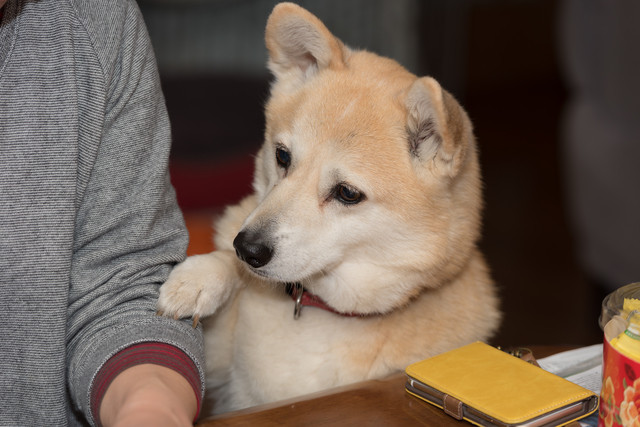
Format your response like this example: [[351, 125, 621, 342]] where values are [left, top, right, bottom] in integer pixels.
[[335, 184, 364, 205], [275, 146, 291, 169]]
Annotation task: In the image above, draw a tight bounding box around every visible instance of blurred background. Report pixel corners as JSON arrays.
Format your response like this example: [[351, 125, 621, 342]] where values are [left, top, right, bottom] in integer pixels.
[[138, 0, 640, 348]]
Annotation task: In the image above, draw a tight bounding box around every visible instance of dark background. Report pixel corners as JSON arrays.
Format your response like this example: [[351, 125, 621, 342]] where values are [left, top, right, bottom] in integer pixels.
[[139, 0, 606, 347]]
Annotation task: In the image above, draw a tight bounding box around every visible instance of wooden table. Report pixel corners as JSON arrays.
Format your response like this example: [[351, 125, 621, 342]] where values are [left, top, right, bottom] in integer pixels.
[[197, 345, 580, 426]]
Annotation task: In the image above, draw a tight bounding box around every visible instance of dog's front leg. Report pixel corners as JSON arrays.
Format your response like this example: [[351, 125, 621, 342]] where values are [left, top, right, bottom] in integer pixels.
[[157, 250, 240, 325]]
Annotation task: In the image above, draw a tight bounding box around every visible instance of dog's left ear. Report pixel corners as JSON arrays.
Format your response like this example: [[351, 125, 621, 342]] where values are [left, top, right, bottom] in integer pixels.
[[406, 77, 470, 178], [265, 2, 346, 88]]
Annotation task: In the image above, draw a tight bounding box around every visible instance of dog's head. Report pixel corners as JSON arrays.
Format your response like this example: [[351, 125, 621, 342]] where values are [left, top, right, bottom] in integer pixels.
[[234, 2, 483, 315]]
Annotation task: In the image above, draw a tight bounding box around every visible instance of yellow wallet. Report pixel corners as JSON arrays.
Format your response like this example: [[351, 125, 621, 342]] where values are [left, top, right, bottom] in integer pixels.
[[405, 342, 598, 427]]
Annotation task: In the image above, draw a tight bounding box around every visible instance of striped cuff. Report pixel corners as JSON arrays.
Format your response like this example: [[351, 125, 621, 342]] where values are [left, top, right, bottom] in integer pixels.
[[90, 342, 202, 425]]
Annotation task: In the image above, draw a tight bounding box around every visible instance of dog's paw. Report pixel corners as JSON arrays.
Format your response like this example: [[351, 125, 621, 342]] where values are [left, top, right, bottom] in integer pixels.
[[157, 252, 238, 325]]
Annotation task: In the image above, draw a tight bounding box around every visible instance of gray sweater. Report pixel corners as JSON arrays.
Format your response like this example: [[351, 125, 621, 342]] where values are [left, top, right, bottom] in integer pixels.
[[0, 0, 205, 425]]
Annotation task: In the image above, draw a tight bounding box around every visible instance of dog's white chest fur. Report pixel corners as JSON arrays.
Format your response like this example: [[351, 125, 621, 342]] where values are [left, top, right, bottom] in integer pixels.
[[204, 285, 385, 412]]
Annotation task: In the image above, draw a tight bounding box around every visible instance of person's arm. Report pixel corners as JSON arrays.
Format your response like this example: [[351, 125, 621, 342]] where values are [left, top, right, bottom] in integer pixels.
[[90, 343, 201, 426], [100, 364, 197, 427], [65, 1, 205, 424]]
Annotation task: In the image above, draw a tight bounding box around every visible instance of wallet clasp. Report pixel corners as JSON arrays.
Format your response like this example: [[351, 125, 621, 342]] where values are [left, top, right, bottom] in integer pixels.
[[443, 394, 464, 420]]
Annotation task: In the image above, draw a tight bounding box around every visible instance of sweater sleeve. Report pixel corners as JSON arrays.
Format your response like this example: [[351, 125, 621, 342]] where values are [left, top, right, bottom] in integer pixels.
[[64, 1, 205, 424]]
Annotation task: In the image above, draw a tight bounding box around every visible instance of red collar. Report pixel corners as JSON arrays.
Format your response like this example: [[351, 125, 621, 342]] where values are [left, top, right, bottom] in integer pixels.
[[285, 283, 368, 319]]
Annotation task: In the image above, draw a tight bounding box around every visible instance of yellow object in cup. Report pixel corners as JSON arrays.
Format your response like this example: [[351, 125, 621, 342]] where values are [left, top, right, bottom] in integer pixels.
[[609, 298, 640, 362]]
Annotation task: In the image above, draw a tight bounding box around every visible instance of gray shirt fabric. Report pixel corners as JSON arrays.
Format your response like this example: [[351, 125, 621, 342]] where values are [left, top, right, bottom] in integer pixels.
[[0, 0, 205, 425]]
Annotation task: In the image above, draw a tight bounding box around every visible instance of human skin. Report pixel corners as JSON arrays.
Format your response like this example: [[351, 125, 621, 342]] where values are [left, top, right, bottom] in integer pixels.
[[99, 364, 197, 427]]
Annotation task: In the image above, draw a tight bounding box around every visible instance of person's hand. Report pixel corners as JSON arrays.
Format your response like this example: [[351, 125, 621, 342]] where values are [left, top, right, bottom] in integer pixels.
[[99, 364, 198, 427]]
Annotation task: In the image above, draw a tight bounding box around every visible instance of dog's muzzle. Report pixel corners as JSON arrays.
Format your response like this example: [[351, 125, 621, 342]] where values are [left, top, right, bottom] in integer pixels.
[[233, 230, 274, 268]]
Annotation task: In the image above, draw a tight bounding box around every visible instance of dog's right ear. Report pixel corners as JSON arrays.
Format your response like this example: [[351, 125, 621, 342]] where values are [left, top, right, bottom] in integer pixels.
[[265, 3, 346, 88]]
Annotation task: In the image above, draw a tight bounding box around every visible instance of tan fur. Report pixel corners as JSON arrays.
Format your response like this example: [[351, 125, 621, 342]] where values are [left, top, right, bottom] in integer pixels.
[[158, 2, 500, 416]]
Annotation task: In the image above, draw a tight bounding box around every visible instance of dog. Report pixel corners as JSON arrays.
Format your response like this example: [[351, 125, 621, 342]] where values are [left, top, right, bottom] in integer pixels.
[[158, 2, 501, 416]]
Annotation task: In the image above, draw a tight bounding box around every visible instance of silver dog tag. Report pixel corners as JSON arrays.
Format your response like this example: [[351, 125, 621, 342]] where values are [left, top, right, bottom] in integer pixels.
[[293, 282, 303, 319]]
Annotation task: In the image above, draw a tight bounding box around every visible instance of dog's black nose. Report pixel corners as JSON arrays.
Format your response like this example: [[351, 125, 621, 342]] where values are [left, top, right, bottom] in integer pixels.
[[233, 230, 274, 268]]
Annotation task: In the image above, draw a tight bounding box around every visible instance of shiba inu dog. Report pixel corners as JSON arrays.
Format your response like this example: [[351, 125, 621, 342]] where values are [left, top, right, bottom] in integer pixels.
[[158, 2, 501, 415]]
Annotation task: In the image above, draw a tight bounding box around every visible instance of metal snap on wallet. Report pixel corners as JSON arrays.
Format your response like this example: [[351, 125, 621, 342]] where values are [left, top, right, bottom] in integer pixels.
[[405, 342, 598, 427]]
